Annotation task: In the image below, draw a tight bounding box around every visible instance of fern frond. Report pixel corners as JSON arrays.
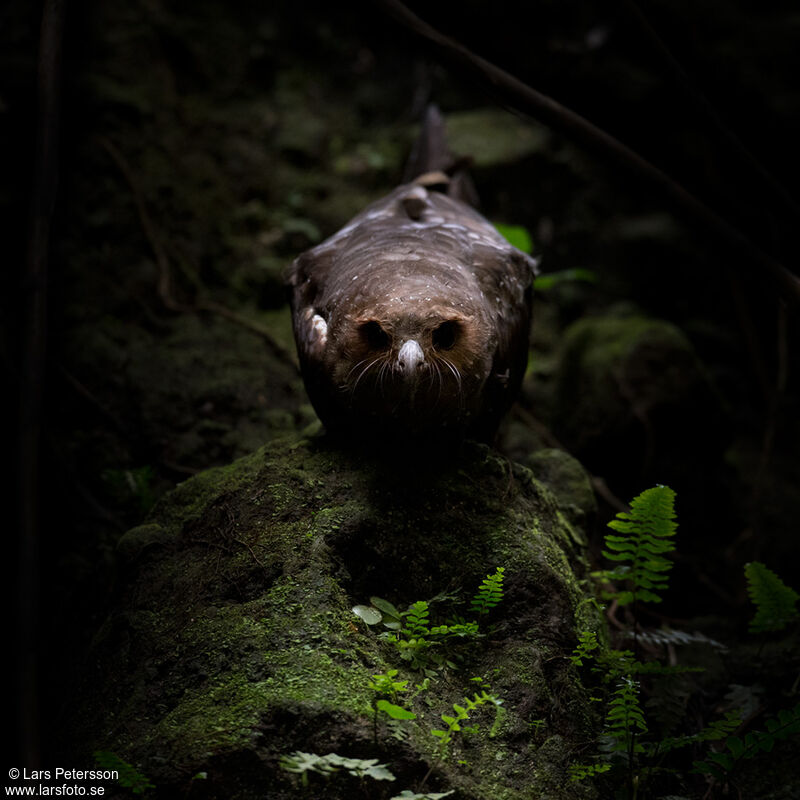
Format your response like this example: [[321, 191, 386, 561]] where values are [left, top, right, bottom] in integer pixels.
[[605, 678, 647, 754], [570, 630, 600, 666], [745, 561, 800, 633], [602, 485, 677, 605], [470, 567, 505, 616], [403, 601, 431, 637], [693, 703, 800, 780]]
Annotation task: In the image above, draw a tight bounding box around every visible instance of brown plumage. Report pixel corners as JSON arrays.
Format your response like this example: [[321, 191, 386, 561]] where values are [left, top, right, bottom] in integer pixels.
[[288, 115, 537, 443]]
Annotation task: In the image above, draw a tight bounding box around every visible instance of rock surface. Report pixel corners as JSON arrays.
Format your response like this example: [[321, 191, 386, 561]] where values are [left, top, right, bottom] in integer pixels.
[[66, 436, 601, 799]]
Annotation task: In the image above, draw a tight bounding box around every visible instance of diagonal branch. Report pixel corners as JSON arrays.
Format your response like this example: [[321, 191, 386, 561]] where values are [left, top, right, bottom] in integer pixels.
[[615, 0, 800, 227], [374, 0, 800, 306]]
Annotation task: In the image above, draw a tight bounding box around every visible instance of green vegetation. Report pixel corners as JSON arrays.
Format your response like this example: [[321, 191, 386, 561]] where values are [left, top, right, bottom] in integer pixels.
[[693, 704, 800, 782], [598, 485, 677, 607], [282, 570, 510, 797], [93, 752, 154, 795], [745, 561, 800, 633], [569, 486, 800, 799], [352, 567, 504, 672], [279, 752, 396, 785], [430, 689, 505, 755], [494, 222, 533, 254], [533, 268, 597, 291], [469, 566, 505, 616]]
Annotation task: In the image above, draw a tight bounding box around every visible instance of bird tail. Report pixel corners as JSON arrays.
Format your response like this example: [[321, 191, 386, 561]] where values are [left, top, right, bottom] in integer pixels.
[[403, 104, 479, 207]]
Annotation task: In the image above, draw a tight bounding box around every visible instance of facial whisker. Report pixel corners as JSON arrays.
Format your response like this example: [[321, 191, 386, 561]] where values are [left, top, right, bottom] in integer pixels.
[[436, 361, 445, 406], [346, 357, 372, 382], [378, 360, 391, 397], [441, 356, 462, 392], [351, 356, 384, 394]]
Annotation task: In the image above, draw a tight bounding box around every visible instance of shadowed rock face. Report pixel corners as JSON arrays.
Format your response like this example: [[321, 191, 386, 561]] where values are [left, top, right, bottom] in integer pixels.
[[63, 436, 601, 800]]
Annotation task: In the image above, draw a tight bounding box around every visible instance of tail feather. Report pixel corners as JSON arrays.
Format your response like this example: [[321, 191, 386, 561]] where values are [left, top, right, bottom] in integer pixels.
[[404, 104, 479, 207], [404, 105, 450, 180]]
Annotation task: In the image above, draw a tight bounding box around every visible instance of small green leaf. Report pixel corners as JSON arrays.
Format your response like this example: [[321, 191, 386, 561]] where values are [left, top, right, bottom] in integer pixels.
[[758, 735, 775, 752], [727, 736, 744, 758], [371, 596, 402, 618], [534, 268, 597, 291], [376, 699, 417, 720], [778, 709, 794, 725], [494, 223, 533, 254], [352, 605, 382, 625]]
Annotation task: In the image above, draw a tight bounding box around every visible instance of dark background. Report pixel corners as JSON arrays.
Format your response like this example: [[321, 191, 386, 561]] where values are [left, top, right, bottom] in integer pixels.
[[6, 0, 799, 780]]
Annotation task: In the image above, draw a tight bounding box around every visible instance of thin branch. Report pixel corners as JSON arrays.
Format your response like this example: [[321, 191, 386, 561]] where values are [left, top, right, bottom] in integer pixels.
[[374, 0, 800, 306]]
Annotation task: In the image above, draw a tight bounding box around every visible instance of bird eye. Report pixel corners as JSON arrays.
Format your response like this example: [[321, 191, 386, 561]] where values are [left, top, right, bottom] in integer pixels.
[[360, 320, 391, 350], [432, 320, 459, 350]]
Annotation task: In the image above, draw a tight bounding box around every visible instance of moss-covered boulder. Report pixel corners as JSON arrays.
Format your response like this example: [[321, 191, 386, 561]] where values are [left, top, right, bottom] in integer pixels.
[[66, 436, 601, 799], [550, 313, 724, 485]]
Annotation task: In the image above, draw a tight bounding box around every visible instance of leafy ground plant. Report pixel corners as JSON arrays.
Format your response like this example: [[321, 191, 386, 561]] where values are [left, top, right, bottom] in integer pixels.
[[279, 751, 458, 799], [693, 704, 800, 785], [571, 487, 800, 799], [368, 669, 417, 742], [352, 567, 504, 672], [279, 752, 395, 786]]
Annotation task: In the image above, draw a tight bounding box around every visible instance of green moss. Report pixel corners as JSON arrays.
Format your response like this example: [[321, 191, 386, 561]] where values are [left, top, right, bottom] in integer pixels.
[[69, 436, 600, 799], [552, 314, 709, 454]]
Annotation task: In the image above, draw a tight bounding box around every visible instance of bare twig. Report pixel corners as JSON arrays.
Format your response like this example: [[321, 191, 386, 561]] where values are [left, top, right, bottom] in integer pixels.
[[374, 0, 800, 306]]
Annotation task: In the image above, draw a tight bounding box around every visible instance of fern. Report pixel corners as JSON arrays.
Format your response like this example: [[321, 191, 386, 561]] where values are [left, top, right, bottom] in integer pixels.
[[431, 690, 505, 753], [569, 762, 612, 782], [403, 601, 431, 637], [744, 561, 800, 633], [654, 710, 742, 758], [570, 630, 601, 666], [470, 567, 505, 616], [602, 485, 677, 605], [280, 752, 395, 785], [693, 703, 800, 780], [605, 678, 648, 753]]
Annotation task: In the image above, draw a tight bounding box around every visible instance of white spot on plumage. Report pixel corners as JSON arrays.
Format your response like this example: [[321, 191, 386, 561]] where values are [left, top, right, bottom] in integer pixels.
[[311, 313, 328, 346]]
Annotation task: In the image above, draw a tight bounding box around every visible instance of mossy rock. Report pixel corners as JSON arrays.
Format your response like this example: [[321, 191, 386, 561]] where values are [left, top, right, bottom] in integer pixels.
[[66, 436, 601, 799], [550, 313, 723, 480]]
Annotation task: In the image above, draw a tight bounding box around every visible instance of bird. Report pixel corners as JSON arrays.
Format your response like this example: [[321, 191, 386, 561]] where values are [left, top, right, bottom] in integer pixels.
[[287, 107, 537, 444]]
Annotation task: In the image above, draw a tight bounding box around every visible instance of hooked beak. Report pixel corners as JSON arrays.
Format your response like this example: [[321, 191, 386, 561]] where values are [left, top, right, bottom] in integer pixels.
[[397, 339, 425, 377]]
